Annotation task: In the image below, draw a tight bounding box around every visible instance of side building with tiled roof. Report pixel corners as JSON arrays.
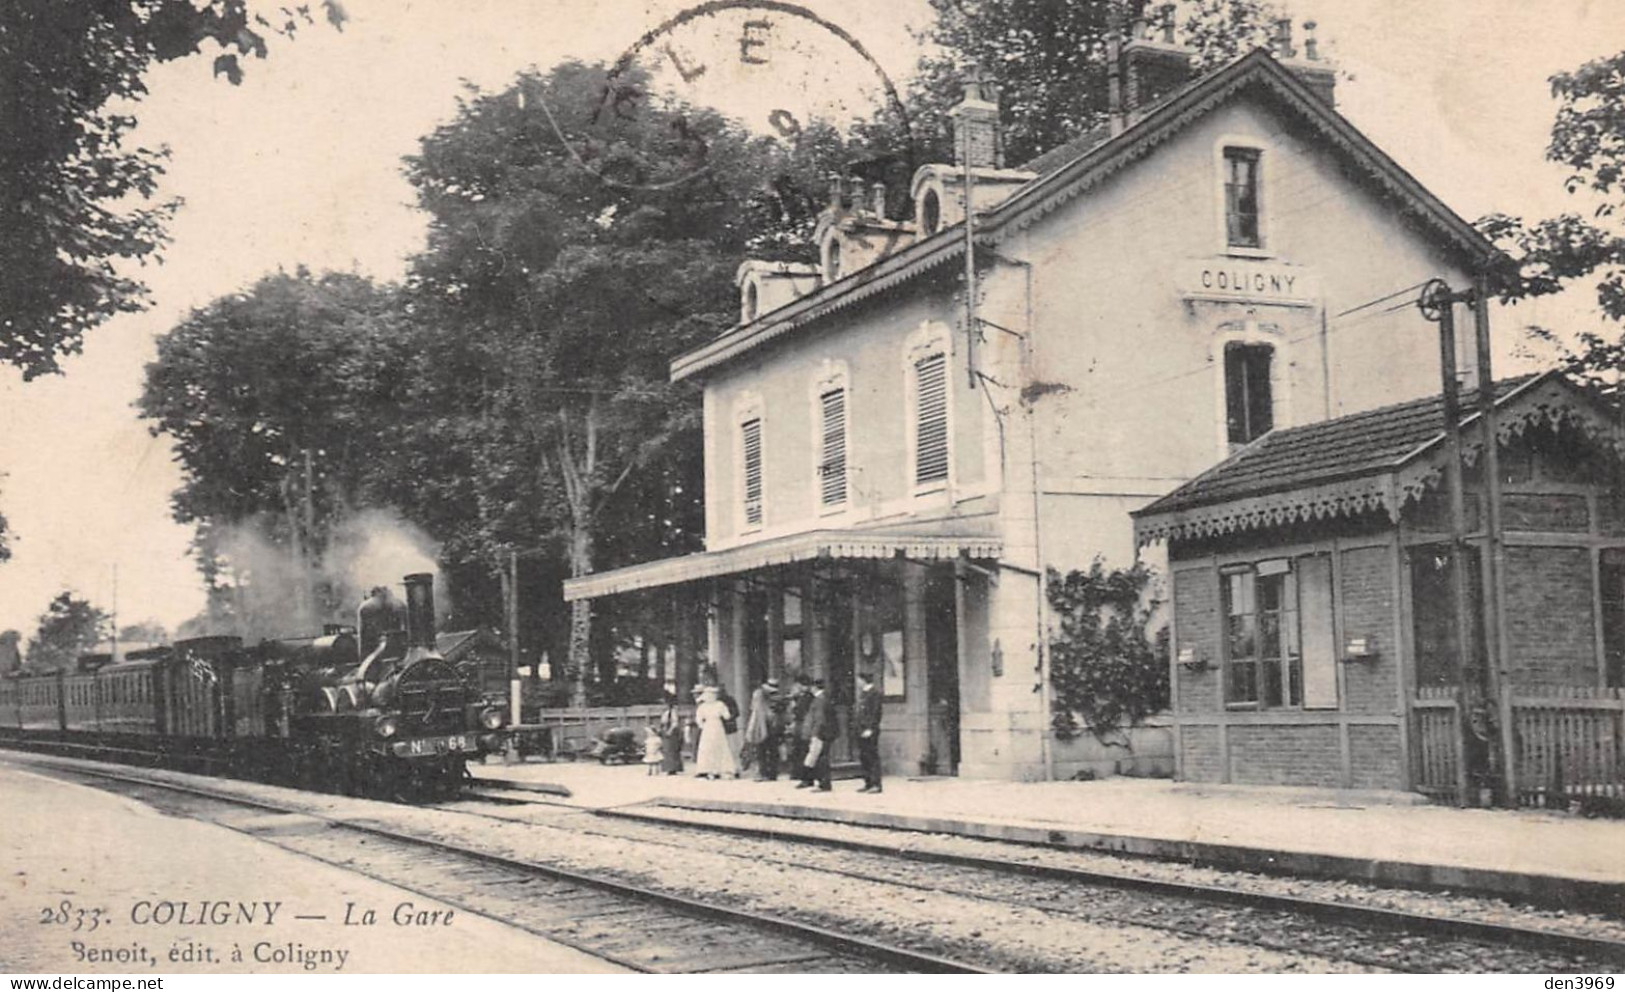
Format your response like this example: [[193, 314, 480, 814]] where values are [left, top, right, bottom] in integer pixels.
[[1135, 373, 1625, 801], [566, 21, 1512, 782]]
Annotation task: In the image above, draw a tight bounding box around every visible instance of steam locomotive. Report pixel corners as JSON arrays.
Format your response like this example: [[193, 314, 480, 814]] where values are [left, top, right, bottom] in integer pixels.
[[0, 573, 509, 800]]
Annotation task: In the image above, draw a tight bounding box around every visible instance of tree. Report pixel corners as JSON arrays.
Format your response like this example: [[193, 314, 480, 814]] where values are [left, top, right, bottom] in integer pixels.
[[402, 62, 767, 704], [139, 268, 408, 631], [1479, 50, 1625, 386], [0, 631, 21, 674], [1046, 561, 1169, 744], [0, 1, 344, 380], [908, 0, 1284, 167], [25, 592, 109, 672]]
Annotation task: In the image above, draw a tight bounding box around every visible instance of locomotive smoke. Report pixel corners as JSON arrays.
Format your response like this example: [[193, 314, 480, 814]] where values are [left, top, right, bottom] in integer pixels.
[[209, 508, 443, 640], [324, 508, 446, 624]]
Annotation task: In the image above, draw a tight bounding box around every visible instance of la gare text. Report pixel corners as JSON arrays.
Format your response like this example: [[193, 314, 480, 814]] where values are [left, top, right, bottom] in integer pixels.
[[124, 900, 455, 927]]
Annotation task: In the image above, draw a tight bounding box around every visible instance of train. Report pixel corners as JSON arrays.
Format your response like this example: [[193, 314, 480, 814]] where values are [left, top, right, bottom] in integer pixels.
[[0, 573, 509, 800]]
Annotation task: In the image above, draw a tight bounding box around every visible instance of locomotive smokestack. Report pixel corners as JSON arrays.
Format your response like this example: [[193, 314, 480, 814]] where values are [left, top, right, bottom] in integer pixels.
[[403, 573, 437, 651]]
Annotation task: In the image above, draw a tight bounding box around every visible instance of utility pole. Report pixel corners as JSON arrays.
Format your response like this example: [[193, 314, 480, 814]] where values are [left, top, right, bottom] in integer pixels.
[[1472, 273, 1512, 806], [1418, 279, 1479, 807]]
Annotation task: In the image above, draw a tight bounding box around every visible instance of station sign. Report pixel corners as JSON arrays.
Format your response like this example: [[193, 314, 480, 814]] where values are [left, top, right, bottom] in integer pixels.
[[1181, 258, 1318, 307]]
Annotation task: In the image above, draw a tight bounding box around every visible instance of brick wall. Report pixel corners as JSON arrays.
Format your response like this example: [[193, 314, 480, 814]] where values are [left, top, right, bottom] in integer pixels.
[[1339, 545, 1398, 714], [1504, 545, 1599, 687], [1348, 724, 1404, 790], [1180, 725, 1221, 782], [1228, 724, 1341, 786], [1174, 568, 1220, 712]]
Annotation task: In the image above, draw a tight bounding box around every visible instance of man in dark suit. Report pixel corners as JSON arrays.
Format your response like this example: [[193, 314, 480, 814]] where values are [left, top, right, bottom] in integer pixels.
[[855, 669, 883, 793], [802, 678, 835, 792], [788, 674, 814, 787]]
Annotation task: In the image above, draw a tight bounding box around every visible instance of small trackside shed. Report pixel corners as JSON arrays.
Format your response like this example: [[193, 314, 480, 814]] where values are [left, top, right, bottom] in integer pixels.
[[1133, 372, 1625, 804]]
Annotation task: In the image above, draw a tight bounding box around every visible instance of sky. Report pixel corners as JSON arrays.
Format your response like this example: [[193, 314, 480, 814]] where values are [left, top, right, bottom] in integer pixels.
[[0, 0, 1619, 640]]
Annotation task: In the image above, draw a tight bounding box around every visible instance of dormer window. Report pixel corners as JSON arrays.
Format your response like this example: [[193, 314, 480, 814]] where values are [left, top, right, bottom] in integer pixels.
[[920, 190, 941, 235], [1224, 146, 1262, 249]]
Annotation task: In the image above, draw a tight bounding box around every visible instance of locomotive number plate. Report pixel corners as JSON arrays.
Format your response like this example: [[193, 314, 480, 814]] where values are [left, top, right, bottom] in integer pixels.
[[394, 734, 472, 757]]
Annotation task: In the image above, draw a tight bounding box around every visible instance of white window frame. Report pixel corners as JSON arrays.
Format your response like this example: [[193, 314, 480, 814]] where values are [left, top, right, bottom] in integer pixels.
[[1214, 136, 1271, 258], [904, 321, 954, 497], [810, 361, 851, 515], [733, 391, 766, 535]]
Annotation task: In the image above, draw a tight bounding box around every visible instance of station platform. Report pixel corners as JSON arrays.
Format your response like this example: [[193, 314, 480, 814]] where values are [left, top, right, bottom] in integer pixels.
[[473, 759, 1625, 912]]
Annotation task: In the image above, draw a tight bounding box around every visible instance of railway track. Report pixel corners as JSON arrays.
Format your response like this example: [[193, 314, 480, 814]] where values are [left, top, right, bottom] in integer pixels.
[[10, 754, 987, 974], [418, 786, 1625, 972], [9, 745, 1623, 971], [587, 802, 1625, 968]]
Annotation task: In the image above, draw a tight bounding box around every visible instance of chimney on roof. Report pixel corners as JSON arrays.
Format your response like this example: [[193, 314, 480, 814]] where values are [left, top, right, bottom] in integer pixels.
[[949, 69, 1003, 169], [1274, 19, 1336, 108], [1121, 3, 1194, 120]]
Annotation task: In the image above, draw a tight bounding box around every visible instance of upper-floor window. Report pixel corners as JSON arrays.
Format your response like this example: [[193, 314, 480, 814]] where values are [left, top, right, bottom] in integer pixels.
[[1224, 342, 1274, 446], [742, 281, 759, 323], [1224, 146, 1262, 249], [920, 190, 941, 235], [740, 416, 764, 528], [913, 351, 949, 486], [825, 238, 843, 282], [818, 387, 848, 506], [1223, 557, 1337, 709]]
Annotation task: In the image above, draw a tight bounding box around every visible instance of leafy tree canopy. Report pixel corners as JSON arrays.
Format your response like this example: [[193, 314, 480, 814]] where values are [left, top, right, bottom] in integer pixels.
[[25, 591, 109, 672], [0, 1, 344, 380], [1479, 50, 1625, 384], [910, 0, 1284, 166]]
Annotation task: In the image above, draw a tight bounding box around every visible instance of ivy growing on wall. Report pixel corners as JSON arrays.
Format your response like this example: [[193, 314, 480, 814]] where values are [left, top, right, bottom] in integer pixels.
[[1046, 560, 1169, 743]]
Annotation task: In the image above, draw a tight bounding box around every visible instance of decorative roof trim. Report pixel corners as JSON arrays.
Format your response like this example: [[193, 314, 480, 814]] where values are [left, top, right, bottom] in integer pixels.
[[563, 530, 1003, 601], [1134, 372, 1624, 547], [1134, 475, 1395, 547]]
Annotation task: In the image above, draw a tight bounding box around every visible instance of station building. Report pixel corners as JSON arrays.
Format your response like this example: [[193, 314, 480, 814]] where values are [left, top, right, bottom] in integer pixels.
[[564, 25, 1513, 782]]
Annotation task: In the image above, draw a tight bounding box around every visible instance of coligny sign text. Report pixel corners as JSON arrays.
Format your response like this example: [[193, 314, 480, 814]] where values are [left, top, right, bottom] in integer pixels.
[[1182, 259, 1317, 306]]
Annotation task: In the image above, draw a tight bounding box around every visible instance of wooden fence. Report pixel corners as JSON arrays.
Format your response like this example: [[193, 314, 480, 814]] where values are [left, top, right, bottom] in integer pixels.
[[1507, 686, 1624, 809], [1411, 685, 1625, 808], [1410, 686, 1463, 800], [531, 703, 695, 759]]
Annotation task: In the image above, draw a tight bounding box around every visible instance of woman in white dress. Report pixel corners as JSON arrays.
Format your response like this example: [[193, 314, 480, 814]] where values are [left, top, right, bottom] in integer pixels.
[[693, 686, 739, 779]]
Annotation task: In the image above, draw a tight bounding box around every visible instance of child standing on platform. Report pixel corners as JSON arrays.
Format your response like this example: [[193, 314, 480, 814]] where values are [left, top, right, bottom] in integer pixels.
[[643, 724, 663, 775]]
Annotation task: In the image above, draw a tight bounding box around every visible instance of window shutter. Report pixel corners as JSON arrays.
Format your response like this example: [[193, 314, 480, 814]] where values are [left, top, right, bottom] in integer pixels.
[[914, 352, 949, 485], [819, 388, 847, 505], [741, 417, 763, 526]]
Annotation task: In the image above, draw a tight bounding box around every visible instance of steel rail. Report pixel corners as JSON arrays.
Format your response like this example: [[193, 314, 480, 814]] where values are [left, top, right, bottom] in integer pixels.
[[593, 804, 1625, 966], [13, 755, 991, 975]]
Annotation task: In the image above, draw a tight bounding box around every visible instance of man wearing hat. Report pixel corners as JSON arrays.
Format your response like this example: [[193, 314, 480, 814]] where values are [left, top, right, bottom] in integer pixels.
[[744, 677, 782, 780], [855, 669, 883, 793], [788, 674, 814, 786], [802, 678, 835, 791]]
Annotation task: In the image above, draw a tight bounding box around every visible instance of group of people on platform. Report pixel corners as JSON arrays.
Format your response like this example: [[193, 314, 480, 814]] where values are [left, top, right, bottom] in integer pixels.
[[642, 670, 884, 794]]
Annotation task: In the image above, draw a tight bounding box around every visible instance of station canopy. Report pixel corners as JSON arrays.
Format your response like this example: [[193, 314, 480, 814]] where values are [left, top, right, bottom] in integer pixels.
[[562, 528, 1002, 602]]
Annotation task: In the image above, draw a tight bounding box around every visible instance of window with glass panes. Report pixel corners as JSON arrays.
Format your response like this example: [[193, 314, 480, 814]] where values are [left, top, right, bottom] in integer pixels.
[[1224, 146, 1262, 249], [1224, 562, 1301, 707], [1224, 342, 1274, 446]]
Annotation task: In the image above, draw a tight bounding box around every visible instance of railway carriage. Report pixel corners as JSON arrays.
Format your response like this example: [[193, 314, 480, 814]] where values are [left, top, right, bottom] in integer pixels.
[[0, 573, 508, 799]]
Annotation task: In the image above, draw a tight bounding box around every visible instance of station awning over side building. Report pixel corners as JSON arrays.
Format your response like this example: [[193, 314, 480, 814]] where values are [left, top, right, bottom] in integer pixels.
[[563, 529, 1003, 602]]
